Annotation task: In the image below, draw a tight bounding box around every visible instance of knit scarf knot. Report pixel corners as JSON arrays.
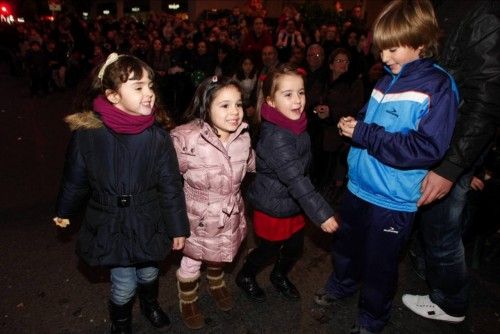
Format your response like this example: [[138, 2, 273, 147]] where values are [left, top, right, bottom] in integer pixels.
[[93, 95, 154, 134]]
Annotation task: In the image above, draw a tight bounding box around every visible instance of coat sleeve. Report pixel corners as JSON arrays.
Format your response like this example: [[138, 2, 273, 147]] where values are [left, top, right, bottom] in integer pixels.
[[157, 133, 190, 238], [434, 3, 500, 181], [261, 131, 334, 226], [56, 131, 90, 218], [352, 81, 458, 169]]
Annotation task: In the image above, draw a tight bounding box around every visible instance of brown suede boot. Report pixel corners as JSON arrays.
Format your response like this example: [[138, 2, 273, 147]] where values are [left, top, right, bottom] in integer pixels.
[[177, 271, 205, 330], [206, 266, 234, 311]]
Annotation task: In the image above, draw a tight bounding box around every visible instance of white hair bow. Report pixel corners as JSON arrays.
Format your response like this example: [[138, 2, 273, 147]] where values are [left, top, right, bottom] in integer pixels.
[[98, 52, 120, 80]]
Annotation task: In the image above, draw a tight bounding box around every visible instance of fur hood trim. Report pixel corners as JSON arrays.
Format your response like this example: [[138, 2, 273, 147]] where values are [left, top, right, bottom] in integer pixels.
[[65, 111, 103, 131]]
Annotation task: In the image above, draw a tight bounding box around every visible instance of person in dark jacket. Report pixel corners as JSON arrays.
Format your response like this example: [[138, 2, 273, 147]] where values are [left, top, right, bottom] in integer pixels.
[[235, 63, 339, 303], [53, 53, 190, 334], [402, 0, 500, 323]]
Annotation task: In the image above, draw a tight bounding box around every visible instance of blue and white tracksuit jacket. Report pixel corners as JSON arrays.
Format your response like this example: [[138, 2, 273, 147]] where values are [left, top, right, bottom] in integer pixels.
[[347, 58, 459, 212]]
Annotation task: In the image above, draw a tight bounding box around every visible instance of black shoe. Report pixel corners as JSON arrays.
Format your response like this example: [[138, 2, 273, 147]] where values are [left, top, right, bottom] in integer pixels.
[[236, 270, 266, 302], [137, 281, 171, 329], [270, 268, 300, 300]]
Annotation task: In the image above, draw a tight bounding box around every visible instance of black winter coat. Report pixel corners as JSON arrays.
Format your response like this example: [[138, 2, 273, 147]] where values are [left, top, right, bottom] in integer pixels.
[[433, 0, 500, 181], [247, 121, 334, 226], [56, 111, 190, 267]]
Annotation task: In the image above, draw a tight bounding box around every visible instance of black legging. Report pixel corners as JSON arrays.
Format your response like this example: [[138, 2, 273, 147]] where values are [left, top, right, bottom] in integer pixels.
[[246, 228, 305, 268]]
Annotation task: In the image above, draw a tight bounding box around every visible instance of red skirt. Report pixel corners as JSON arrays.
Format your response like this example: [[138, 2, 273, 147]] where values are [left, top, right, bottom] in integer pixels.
[[253, 210, 306, 241]]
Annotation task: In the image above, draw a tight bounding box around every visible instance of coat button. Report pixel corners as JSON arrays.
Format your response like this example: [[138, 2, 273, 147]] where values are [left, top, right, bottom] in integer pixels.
[[182, 147, 187, 151], [190, 148, 194, 153], [198, 222, 204, 227]]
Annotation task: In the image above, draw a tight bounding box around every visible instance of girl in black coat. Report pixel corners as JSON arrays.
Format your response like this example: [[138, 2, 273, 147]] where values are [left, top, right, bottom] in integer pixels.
[[235, 63, 339, 303], [53, 53, 190, 333]]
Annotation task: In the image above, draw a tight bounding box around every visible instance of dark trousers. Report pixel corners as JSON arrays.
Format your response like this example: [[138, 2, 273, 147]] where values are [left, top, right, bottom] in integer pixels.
[[246, 229, 304, 269], [418, 172, 472, 316], [324, 190, 414, 333]]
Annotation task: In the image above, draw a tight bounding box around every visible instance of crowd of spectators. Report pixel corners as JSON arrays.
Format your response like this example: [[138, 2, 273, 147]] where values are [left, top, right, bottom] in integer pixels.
[[0, 2, 381, 124]]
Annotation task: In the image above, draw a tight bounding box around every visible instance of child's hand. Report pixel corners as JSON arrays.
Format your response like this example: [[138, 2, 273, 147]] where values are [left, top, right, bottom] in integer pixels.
[[53, 217, 70, 228], [172, 237, 185, 250], [338, 117, 357, 138], [321, 216, 339, 233]]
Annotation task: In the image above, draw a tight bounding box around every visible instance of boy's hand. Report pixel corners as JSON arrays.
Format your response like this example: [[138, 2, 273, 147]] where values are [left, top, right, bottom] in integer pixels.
[[338, 117, 357, 138], [53, 217, 70, 228], [321, 216, 339, 233], [172, 237, 185, 250]]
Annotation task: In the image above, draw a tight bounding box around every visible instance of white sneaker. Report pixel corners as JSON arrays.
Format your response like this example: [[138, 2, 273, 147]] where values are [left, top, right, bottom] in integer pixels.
[[402, 294, 465, 323]]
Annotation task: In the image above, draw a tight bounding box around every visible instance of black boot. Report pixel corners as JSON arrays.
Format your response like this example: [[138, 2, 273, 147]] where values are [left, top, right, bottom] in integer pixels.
[[137, 280, 171, 330], [109, 300, 133, 334], [270, 257, 300, 300], [235, 260, 266, 302]]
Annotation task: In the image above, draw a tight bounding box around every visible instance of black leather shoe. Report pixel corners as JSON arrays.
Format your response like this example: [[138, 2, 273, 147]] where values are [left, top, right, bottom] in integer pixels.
[[236, 270, 266, 302], [270, 269, 300, 300]]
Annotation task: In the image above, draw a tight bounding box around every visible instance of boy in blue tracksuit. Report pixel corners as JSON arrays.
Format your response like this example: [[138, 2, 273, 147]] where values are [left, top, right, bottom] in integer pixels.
[[313, 1, 459, 333]]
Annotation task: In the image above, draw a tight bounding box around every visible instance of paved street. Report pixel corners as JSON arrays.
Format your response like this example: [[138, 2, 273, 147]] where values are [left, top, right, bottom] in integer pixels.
[[1, 65, 499, 334]]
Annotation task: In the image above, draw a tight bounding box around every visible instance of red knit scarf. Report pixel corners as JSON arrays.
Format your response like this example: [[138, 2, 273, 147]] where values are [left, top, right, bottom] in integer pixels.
[[93, 95, 155, 134], [260, 102, 307, 135]]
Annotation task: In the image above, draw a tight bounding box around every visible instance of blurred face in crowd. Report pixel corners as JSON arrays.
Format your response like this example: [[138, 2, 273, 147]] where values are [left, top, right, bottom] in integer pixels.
[[197, 41, 207, 55], [326, 25, 338, 41], [242, 58, 254, 76], [253, 17, 265, 35], [153, 39, 163, 51], [172, 37, 183, 49], [352, 6, 363, 19], [262, 46, 278, 67], [330, 52, 350, 77], [286, 20, 296, 33], [306, 45, 324, 71]]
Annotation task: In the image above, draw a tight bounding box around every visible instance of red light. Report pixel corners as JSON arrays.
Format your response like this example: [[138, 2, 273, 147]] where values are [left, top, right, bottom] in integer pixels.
[[0, 3, 11, 15]]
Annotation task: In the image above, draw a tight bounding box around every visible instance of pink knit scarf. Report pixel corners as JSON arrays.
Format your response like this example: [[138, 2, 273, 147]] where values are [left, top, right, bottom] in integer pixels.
[[93, 95, 155, 134], [261, 102, 307, 135]]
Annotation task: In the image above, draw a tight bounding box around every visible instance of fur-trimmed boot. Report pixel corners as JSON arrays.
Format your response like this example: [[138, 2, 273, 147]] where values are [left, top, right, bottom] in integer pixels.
[[177, 271, 205, 330], [109, 300, 133, 334], [270, 256, 300, 300], [137, 279, 171, 330], [206, 266, 234, 311]]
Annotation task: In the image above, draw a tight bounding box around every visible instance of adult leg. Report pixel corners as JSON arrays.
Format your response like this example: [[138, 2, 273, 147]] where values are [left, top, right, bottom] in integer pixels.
[[419, 174, 471, 316]]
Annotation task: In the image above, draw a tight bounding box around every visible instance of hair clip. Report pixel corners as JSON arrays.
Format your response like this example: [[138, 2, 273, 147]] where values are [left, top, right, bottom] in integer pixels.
[[296, 67, 307, 76], [211, 76, 218, 83], [98, 53, 120, 80]]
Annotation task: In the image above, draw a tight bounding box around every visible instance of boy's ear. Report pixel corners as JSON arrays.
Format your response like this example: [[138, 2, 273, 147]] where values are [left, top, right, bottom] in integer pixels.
[[105, 89, 120, 104]]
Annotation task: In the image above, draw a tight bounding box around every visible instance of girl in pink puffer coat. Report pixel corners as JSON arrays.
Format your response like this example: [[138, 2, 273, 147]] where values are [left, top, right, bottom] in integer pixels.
[[170, 76, 255, 330]]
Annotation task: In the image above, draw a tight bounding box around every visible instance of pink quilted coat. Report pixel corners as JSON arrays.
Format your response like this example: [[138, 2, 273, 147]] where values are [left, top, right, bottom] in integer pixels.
[[170, 120, 256, 263]]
